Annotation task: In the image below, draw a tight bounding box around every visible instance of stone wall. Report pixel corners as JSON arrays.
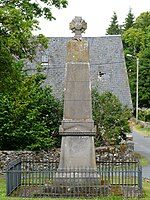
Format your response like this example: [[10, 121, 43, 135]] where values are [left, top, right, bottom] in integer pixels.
[[0, 149, 60, 174], [138, 120, 150, 128], [0, 142, 134, 174]]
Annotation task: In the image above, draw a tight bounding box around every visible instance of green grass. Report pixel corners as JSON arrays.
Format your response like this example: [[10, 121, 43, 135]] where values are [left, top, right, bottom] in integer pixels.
[[132, 124, 150, 167], [1, 176, 150, 200], [143, 179, 150, 199], [133, 124, 150, 137], [0, 177, 32, 200], [134, 152, 149, 167]]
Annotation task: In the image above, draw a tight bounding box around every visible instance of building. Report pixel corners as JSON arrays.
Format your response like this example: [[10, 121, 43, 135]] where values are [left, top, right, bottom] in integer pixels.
[[26, 35, 132, 108]]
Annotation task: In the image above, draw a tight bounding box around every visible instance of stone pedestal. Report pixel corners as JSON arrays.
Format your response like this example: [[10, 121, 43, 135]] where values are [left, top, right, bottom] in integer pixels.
[[58, 136, 96, 169]]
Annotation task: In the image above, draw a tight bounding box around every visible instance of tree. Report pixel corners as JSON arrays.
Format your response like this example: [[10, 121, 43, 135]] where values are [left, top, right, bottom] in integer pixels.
[[123, 12, 150, 109], [123, 8, 135, 31], [123, 27, 144, 54], [0, 73, 63, 150], [0, 0, 68, 93], [123, 27, 145, 101], [105, 10, 150, 110], [0, 0, 68, 150], [92, 89, 131, 147], [134, 12, 150, 108], [106, 12, 121, 35], [1, 0, 68, 60], [134, 11, 150, 31]]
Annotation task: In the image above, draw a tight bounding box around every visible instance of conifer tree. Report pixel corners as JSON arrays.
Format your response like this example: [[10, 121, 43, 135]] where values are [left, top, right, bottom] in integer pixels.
[[123, 8, 135, 31], [106, 12, 121, 35], [123, 11, 150, 109]]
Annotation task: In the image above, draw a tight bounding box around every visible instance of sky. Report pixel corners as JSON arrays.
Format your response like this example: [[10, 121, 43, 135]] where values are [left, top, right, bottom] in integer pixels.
[[36, 0, 150, 37]]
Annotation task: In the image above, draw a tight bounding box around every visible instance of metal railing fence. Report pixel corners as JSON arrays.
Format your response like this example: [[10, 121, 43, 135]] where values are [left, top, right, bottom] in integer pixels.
[[6, 158, 142, 198], [6, 158, 21, 196]]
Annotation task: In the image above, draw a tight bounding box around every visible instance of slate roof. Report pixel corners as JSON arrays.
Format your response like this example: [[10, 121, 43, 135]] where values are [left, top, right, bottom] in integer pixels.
[[26, 35, 132, 108]]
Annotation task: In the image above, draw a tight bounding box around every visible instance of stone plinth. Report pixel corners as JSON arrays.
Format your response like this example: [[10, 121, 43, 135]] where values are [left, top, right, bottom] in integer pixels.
[[58, 136, 96, 169]]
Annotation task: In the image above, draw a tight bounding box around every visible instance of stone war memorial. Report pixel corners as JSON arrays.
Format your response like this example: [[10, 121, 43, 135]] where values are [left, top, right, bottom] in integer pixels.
[[55, 16, 99, 188], [6, 17, 142, 198]]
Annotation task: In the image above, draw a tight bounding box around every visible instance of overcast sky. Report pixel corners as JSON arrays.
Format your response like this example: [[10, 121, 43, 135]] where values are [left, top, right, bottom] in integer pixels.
[[36, 0, 150, 37]]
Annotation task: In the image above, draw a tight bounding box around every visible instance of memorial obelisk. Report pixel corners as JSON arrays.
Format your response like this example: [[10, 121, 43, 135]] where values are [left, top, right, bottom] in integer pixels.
[[58, 16, 96, 170]]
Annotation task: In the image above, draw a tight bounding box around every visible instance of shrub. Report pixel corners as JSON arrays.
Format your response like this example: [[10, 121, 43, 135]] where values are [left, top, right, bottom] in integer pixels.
[[138, 108, 150, 122], [0, 74, 63, 150], [92, 89, 131, 146]]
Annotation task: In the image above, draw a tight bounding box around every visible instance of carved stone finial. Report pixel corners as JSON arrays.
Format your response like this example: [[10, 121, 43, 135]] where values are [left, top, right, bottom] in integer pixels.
[[69, 16, 87, 40]]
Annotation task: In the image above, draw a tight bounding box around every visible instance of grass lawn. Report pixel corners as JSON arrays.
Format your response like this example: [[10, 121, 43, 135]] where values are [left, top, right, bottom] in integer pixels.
[[133, 124, 150, 137], [143, 179, 150, 198], [134, 152, 149, 167], [0, 176, 150, 200]]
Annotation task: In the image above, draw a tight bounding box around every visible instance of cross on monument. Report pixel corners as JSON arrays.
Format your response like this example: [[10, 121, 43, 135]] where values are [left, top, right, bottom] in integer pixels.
[[69, 16, 87, 39]]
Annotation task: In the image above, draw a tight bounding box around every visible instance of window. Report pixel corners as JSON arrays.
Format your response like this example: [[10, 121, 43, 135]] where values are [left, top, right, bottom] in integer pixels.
[[41, 55, 49, 65]]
